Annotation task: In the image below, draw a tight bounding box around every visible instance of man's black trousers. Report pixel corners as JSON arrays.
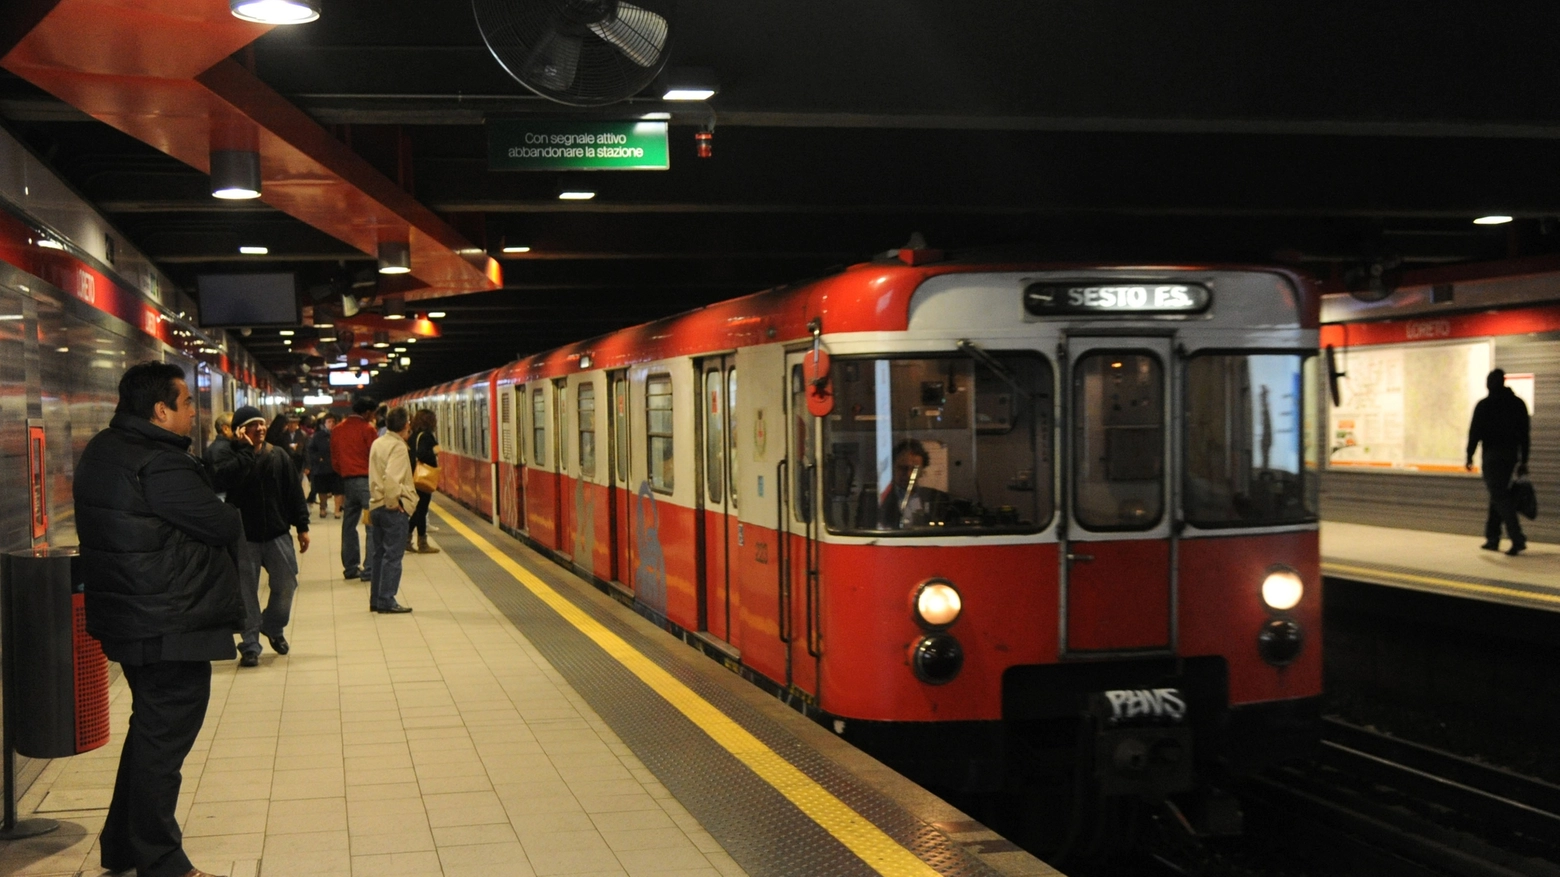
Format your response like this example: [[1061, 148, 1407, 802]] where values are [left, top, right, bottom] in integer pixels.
[[100, 661, 212, 877], [1483, 449, 1526, 546]]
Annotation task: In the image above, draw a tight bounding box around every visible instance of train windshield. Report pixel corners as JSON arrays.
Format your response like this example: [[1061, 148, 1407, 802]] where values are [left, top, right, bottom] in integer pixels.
[[821, 354, 1053, 535], [1184, 353, 1318, 527]]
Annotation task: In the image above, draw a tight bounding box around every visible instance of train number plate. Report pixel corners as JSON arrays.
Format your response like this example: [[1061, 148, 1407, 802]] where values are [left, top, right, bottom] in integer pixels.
[[1095, 688, 1188, 726]]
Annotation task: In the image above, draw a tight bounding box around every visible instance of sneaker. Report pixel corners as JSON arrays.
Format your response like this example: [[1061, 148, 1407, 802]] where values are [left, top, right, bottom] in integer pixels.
[[239, 652, 260, 667]]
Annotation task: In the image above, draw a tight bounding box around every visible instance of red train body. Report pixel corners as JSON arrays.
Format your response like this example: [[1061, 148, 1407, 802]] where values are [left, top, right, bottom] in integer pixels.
[[398, 255, 1323, 815]]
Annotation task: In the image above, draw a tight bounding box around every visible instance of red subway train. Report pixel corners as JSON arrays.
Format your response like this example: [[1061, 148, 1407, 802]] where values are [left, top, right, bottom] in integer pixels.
[[397, 250, 1324, 848]]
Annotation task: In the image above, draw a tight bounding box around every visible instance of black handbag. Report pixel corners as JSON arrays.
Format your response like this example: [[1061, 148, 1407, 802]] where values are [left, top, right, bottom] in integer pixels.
[[1511, 475, 1538, 520]]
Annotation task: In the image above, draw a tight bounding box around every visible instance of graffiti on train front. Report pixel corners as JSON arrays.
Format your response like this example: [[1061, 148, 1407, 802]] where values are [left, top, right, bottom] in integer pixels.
[[633, 480, 667, 615]]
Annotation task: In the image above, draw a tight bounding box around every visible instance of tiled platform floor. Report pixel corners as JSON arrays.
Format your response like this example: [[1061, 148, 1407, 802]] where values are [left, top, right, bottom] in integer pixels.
[[1323, 520, 1560, 609], [2, 508, 746, 877]]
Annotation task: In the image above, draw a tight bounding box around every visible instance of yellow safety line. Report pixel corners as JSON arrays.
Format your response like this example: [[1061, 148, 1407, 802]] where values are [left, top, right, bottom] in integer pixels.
[[431, 504, 941, 877], [1323, 561, 1560, 607]]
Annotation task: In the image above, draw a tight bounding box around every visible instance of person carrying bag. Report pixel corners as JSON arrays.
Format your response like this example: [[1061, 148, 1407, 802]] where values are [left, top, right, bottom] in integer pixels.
[[407, 409, 441, 554]]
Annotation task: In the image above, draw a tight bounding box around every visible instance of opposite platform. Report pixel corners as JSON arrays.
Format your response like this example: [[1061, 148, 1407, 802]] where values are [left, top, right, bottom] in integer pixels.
[[1322, 521, 1560, 612], [0, 497, 1054, 877]]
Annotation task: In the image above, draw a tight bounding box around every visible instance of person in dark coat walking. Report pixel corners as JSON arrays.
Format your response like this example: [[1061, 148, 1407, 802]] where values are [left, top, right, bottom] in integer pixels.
[[74, 361, 242, 877], [308, 412, 342, 519], [1466, 368, 1531, 555], [227, 406, 311, 666]]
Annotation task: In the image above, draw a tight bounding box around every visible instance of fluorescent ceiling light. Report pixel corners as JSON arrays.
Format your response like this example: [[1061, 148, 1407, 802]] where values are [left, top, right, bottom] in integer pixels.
[[239, 245, 268, 255], [662, 88, 715, 101], [230, 0, 320, 24], [315, 321, 334, 328], [373, 342, 389, 348], [427, 311, 446, 318], [501, 246, 530, 254], [279, 329, 294, 336], [1473, 215, 1514, 225], [558, 190, 595, 200], [641, 112, 671, 121]]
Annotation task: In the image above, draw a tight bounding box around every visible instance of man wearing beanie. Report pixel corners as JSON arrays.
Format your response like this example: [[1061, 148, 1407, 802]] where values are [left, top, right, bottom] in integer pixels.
[[227, 405, 311, 666]]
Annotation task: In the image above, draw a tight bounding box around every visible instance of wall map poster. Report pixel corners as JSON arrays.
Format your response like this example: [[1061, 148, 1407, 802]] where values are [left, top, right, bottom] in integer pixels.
[[1328, 339, 1492, 473]]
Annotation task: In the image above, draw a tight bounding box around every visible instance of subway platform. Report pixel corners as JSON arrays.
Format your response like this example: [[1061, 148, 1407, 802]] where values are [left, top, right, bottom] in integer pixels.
[[1, 498, 1053, 877], [1322, 521, 1560, 612]]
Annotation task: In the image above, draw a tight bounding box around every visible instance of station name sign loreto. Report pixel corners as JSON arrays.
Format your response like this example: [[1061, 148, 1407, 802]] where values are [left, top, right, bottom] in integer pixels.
[[489, 120, 669, 171]]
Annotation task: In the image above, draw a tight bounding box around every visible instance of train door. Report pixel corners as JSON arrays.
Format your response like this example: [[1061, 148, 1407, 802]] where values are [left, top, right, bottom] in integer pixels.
[[553, 378, 572, 557], [696, 356, 738, 643], [608, 371, 631, 586], [1062, 338, 1174, 654], [780, 353, 820, 695]]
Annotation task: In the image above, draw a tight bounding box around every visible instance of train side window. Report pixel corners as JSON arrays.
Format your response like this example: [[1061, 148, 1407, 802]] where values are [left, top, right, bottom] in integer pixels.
[[1073, 352, 1163, 530], [647, 374, 674, 493], [728, 368, 738, 509], [532, 388, 546, 467], [1184, 353, 1314, 527], [613, 376, 629, 484], [704, 368, 724, 503], [790, 364, 814, 524], [476, 389, 489, 459], [578, 381, 597, 478]]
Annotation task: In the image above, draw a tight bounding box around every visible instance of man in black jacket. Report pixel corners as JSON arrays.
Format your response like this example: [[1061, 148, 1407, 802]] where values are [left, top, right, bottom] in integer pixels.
[[74, 361, 241, 877], [1466, 368, 1531, 555], [227, 406, 311, 666]]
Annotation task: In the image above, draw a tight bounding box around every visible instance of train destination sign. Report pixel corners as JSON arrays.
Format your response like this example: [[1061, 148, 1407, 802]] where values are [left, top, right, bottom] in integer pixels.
[[488, 120, 669, 171], [1024, 282, 1211, 316]]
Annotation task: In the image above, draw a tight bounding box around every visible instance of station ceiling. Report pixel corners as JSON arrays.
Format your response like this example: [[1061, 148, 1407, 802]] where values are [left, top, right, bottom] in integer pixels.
[[5, 2, 1560, 397]]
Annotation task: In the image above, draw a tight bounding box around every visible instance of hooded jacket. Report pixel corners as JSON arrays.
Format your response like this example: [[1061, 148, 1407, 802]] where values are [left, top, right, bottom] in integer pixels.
[[1467, 385, 1531, 465], [73, 413, 245, 644], [227, 442, 311, 542]]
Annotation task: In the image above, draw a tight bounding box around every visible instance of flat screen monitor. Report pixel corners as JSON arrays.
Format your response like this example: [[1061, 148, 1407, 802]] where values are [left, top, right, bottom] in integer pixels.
[[196, 273, 300, 327], [328, 370, 371, 387]]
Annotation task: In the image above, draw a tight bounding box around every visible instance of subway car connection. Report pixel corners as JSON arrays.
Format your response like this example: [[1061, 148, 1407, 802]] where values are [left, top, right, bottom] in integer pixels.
[[397, 253, 1326, 851]]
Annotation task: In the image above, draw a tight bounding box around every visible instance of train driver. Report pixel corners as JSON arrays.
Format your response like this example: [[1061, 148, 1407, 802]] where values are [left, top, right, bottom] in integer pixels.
[[878, 439, 949, 529]]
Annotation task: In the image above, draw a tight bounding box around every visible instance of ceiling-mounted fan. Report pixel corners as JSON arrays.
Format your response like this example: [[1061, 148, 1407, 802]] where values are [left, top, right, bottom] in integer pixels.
[[474, 0, 674, 107]]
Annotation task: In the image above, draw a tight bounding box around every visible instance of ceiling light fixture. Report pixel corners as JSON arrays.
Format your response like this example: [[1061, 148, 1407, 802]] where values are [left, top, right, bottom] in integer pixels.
[[377, 241, 412, 275], [427, 311, 446, 319], [383, 296, 406, 320], [210, 149, 262, 200], [558, 189, 595, 201], [229, 0, 321, 24], [279, 329, 294, 336], [315, 321, 334, 328], [501, 246, 530, 254], [1473, 215, 1514, 225], [661, 68, 718, 101], [239, 245, 268, 255]]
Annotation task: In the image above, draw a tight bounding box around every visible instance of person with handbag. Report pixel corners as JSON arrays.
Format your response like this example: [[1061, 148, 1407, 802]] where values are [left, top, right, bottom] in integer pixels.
[[1466, 368, 1531, 555], [407, 408, 441, 554]]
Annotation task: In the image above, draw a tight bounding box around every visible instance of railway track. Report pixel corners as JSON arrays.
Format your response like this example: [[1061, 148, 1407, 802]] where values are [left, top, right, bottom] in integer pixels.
[[1236, 716, 1560, 876]]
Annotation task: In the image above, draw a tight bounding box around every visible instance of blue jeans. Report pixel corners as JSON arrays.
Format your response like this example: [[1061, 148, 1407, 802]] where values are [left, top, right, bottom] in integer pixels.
[[237, 535, 299, 655], [340, 476, 374, 579], [370, 507, 409, 610]]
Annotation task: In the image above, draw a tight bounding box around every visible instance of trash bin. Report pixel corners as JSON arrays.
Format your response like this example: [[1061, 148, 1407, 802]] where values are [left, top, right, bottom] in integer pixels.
[[1, 548, 110, 759]]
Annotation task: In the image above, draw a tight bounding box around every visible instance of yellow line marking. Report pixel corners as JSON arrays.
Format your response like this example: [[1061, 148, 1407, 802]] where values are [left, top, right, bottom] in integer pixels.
[[1323, 561, 1560, 607], [431, 503, 941, 877]]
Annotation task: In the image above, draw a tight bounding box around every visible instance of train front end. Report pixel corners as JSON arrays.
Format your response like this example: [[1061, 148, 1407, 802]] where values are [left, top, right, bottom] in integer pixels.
[[808, 264, 1323, 833]]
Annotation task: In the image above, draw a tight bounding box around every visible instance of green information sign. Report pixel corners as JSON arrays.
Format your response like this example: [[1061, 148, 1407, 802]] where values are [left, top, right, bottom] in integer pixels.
[[488, 119, 669, 171]]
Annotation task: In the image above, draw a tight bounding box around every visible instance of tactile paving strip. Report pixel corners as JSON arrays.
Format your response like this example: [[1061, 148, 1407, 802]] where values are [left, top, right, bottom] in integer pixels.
[[433, 501, 1006, 877]]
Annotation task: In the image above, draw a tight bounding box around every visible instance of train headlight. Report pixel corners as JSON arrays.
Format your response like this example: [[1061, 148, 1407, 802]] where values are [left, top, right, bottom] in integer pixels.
[[1261, 566, 1304, 612], [1257, 618, 1304, 666], [911, 634, 964, 685], [913, 579, 962, 629]]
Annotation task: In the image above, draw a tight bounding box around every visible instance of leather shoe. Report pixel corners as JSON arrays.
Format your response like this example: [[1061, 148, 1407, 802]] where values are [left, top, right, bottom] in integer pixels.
[[1507, 541, 1527, 556], [266, 634, 289, 655], [239, 652, 260, 667], [1481, 542, 1500, 551], [343, 568, 360, 579], [377, 602, 413, 614]]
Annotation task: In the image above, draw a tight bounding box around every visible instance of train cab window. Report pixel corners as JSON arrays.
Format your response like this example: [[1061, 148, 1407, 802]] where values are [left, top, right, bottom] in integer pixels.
[[1184, 353, 1316, 527], [821, 354, 1053, 535], [1073, 352, 1163, 530], [647, 374, 674, 493], [578, 382, 596, 478], [532, 388, 546, 466]]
